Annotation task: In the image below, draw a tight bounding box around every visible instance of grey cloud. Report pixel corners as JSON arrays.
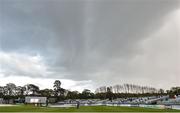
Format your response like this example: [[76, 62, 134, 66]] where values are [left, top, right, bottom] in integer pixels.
[[0, 0, 180, 89]]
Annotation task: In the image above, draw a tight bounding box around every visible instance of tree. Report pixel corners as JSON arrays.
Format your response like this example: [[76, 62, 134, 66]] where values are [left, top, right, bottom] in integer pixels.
[[6, 83, 16, 96], [81, 89, 94, 99], [3, 86, 8, 95], [16, 86, 26, 96], [0, 86, 4, 97], [106, 87, 113, 101], [158, 89, 164, 94], [53, 80, 61, 96], [166, 90, 170, 94], [170, 87, 180, 95], [24, 84, 39, 95], [66, 91, 79, 99], [60, 88, 66, 96], [40, 89, 54, 97], [30, 84, 39, 95]]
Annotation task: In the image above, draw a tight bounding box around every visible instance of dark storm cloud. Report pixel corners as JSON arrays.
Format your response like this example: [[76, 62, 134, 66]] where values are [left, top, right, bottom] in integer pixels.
[[0, 0, 179, 88]]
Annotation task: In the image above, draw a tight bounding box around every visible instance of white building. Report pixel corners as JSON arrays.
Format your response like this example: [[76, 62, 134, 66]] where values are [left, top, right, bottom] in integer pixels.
[[25, 97, 47, 106]]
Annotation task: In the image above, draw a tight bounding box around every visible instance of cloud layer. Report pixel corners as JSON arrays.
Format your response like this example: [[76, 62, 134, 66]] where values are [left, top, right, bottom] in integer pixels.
[[0, 0, 180, 90]]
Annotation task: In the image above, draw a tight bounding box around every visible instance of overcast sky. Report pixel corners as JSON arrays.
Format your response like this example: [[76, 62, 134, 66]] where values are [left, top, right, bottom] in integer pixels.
[[0, 0, 180, 92]]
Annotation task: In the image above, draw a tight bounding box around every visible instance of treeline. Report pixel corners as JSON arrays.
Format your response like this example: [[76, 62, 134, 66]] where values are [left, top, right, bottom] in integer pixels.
[[95, 84, 159, 94], [0, 80, 179, 101]]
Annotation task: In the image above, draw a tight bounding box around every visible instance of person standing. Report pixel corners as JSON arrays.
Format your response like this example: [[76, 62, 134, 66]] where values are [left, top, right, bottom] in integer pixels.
[[76, 101, 80, 109]]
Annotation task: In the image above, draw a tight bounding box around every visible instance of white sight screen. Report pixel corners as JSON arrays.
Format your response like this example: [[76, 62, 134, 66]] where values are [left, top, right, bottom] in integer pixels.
[[30, 99, 39, 103]]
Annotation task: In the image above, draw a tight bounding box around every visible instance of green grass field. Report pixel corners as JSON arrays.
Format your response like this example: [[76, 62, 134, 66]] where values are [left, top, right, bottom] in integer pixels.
[[0, 105, 180, 112]]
